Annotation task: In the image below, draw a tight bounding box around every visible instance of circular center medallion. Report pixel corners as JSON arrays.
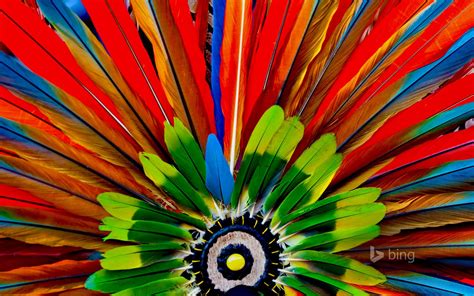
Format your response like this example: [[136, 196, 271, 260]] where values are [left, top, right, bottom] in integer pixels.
[[188, 213, 284, 295]]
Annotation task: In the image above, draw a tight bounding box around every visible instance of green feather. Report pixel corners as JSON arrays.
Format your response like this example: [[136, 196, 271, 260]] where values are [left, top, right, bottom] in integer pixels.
[[164, 118, 207, 194], [112, 277, 188, 296], [284, 225, 380, 253], [153, 288, 189, 295], [280, 276, 319, 295], [101, 244, 186, 270], [231, 106, 285, 209], [140, 152, 211, 217], [272, 154, 342, 227], [100, 217, 192, 243], [289, 267, 368, 295], [98, 192, 206, 230], [280, 188, 381, 226], [264, 133, 337, 213], [245, 117, 304, 208], [282, 203, 386, 236], [86, 259, 184, 293], [290, 250, 386, 285]]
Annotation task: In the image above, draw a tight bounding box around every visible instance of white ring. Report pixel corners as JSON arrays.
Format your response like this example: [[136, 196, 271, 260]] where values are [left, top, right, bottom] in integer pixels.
[[206, 231, 267, 292]]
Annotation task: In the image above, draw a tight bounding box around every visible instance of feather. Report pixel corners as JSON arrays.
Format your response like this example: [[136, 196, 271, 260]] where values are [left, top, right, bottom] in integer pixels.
[[0, 52, 141, 168], [100, 243, 186, 270], [0, 238, 88, 272], [281, 203, 385, 237], [244, 117, 304, 211], [0, 0, 136, 147], [139, 152, 212, 217], [0, 86, 58, 133], [0, 198, 109, 251], [349, 224, 474, 260], [0, 260, 100, 295], [210, 0, 226, 143], [205, 134, 234, 205], [242, 0, 312, 140], [280, 0, 339, 116], [272, 154, 342, 224], [244, 0, 294, 120], [0, 154, 107, 220], [264, 133, 337, 214], [86, 259, 184, 294], [302, 0, 382, 128], [36, 0, 168, 155], [310, 0, 446, 132], [385, 270, 474, 295], [335, 29, 474, 151], [286, 267, 368, 295], [284, 225, 380, 254], [80, 0, 174, 131], [128, 0, 215, 146], [287, 0, 355, 122], [220, 0, 252, 169], [164, 119, 207, 194], [380, 159, 474, 198], [343, 0, 474, 136], [337, 126, 474, 194], [101, 217, 192, 244], [334, 75, 474, 185], [230, 106, 284, 209], [289, 250, 386, 285], [112, 277, 188, 296], [279, 276, 319, 296], [381, 192, 474, 235], [367, 129, 474, 190], [194, 0, 210, 52], [280, 188, 381, 227], [98, 192, 206, 230], [0, 117, 159, 202]]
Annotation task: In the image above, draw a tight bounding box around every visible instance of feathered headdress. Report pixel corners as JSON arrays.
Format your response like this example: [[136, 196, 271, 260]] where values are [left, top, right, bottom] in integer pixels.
[[0, 0, 473, 295]]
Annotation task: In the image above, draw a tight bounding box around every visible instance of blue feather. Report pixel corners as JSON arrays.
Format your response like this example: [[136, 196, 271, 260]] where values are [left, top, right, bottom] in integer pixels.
[[211, 0, 226, 144], [413, 102, 474, 136], [0, 117, 28, 142], [37, 0, 92, 52], [63, 0, 88, 19], [205, 134, 234, 205], [387, 272, 474, 295], [0, 53, 62, 108], [396, 0, 451, 46], [339, 29, 474, 149], [402, 29, 473, 93], [383, 159, 474, 197]]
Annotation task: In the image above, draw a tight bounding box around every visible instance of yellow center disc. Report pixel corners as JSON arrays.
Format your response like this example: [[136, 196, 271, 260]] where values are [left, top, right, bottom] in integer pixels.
[[226, 253, 246, 271]]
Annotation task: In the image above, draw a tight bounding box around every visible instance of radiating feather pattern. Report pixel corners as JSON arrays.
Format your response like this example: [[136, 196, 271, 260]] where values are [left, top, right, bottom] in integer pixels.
[[0, 0, 473, 295]]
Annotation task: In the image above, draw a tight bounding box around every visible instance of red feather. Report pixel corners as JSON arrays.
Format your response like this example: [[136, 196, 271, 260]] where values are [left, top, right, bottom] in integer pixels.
[[308, 0, 432, 136], [0, 0, 131, 141], [334, 75, 474, 185], [81, 0, 173, 129]]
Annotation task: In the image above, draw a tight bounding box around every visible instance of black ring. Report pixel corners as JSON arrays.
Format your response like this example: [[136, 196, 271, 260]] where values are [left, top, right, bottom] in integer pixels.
[[217, 244, 254, 280]]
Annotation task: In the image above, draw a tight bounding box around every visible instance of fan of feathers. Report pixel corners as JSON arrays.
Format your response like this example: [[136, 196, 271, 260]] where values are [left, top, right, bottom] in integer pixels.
[[0, 0, 473, 295]]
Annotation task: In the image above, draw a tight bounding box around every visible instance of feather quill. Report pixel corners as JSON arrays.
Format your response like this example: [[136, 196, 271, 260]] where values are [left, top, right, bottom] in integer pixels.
[[220, 0, 252, 169]]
